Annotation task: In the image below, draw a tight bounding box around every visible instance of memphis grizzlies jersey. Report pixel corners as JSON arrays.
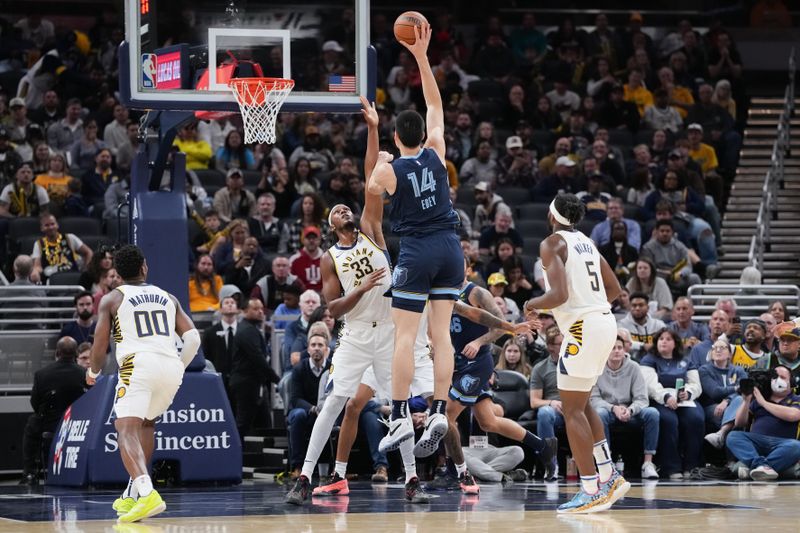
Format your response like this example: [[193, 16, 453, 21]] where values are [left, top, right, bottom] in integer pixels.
[[544, 230, 611, 330], [113, 284, 178, 361], [389, 148, 459, 236], [450, 283, 492, 370], [329, 232, 392, 323]]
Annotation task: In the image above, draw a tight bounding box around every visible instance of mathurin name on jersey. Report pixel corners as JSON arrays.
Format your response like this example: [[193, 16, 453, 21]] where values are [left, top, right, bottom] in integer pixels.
[[126, 293, 170, 307]]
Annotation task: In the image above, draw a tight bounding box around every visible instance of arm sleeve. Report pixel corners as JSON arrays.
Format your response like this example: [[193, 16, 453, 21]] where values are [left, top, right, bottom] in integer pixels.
[[629, 364, 649, 415], [685, 368, 702, 400], [639, 363, 668, 404]]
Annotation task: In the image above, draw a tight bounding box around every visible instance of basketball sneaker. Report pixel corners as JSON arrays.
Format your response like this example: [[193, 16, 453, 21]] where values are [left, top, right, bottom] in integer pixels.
[[379, 416, 414, 453], [600, 469, 631, 506], [285, 475, 311, 505], [556, 488, 612, 514], [543, 437, 559, 481], [405, 477, 438, 503], [458, 472, 480, 495], [113, 496, 136, 516], [312, 472, 350, 496], [413, 412, 448, 457], [117, 490, 166, 523]]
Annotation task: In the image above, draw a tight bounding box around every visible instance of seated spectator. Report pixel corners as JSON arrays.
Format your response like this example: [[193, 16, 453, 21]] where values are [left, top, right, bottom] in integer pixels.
[[755, 324, 800, 392], [496, 338, 532, 379], [640, 220, 702, 294], [617, 292, 667, 360], [102, 103, 130, 156], [530, 96, 564, 132], [81, 148, 119, 206], [290, 307, 337, 363], [532, 156, 580, 203], [576, 174, 612, 221], [116, 121, 141, 177], [712, 79, 737, 121], [700, 340, 747, 450], [272, 284, 302, 331], [0, 163, 49, 217], [768, 300, 790, 324], [213, 168, 257, 224], [488, 275, 521, 323], [62, 178, 91, 217], [77, 342, 92, 369], [586, 55, 618, 100], [668, 297, 710, 350], [590, 198, 642, 251], [280, 192, 331, 254], [211, 219, 249, 274], [288, 125, 336, 179], [529, 325, 563, 480], [590, 139, 626, 188], [282, 290, 321, 370], [31, 214, 93, 283], [643, 88, 683, 134], [657, 66, 694, 119], [472, 182, 509, 234], [483, 238, 516, 280], [626, 168, 655, 210], [35, 152, 72, 209], [21, 336, 86, 485], [598, 220, 639, 286], [479, 207, 523, 257], [612, 288, 632, 321], [597, 84, 640, 132], [188, 254, 224, 313], [563, 111, 593, 154], [251, 255, 306, 316], [642, 198, 692, 249], [225, 236, 270, 295], [591, 336, 660, 479], [91, 267, 121, 314], [173, 122, 212, 170], [640, 328, 705, 480], [760, 312, 779, 353], [500, 83, 534, 130], [69, 119, 106, 175], [731, 319, 769, 369], [688, 309, 731, 367], [538, 137, 576, 178], [497, 135, 536, 187], [686, 123, 718, 175], [546, 79, 581, 123], [727, 365, 800, 481], [449, 187, 475, 239], [58, 291, 96, 345], [626, 258, 673, 319], [320, 172, 354, 215], [0, 254, 45, 328], [289, 226, 324, 292], [46, 99, 84, 153], [649, 129, 670, 164], [460, 140, 499, 186], [581, 157, 616, 195], [623, 68, 653, 117], [685, 84, 742, 175], [503, 256, 535, 311], [287, 329, 331, 479], [214, 130, 255, 172], [192, 209, 225, 255]]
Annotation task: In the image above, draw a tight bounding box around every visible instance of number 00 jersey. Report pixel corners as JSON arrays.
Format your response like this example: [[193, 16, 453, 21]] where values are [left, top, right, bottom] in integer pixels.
[[112, 283, 178, 361], [544, 230, 611, 330], [329, 232, 392, 324]]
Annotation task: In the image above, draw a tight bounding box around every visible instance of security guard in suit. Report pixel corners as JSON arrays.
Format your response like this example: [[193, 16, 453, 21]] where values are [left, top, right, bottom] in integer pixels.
[[21, 336, 87, 485]]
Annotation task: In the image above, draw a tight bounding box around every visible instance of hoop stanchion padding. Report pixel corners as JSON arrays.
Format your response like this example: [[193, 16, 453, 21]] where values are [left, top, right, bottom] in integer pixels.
[[229, 77, 294, 144]]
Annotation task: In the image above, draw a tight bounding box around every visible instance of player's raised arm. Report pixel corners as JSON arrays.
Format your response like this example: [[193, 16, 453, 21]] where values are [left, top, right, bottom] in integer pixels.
[[400, 23, 444, 162], [359, 96, 387, 247], [366, 153, 396, 196]]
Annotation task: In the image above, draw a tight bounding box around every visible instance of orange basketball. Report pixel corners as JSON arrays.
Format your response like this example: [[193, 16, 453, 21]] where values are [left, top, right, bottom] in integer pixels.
[[394, 11, 428, 45]]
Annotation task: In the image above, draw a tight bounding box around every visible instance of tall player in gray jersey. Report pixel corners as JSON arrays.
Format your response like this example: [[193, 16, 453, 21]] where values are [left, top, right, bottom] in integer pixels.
[[523, 194, 628, 514], [87, 245, 201, 523]]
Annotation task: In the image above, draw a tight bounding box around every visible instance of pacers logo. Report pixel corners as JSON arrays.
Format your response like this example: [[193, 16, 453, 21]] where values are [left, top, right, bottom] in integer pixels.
[[117, 386, 127, 399], [563, 343, 580, 358]]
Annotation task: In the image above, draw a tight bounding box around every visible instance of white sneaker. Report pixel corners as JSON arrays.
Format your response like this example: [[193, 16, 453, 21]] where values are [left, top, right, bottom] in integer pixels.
[[668, 472, 683, 480], [736, 463, 751, 480], [413, 412, 448, 457], [749, 465, 779, 481], [641, 461, 659, 480], [704, 431, 725, 449], [378, 416, 414, 453]]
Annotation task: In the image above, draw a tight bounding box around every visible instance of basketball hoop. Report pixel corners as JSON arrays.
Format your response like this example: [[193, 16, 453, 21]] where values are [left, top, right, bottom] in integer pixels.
[[229, 77, 294, 144]]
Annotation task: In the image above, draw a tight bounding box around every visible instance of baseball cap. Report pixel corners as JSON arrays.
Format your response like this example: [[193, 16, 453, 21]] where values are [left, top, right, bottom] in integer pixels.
[[9, 97, 25, 108], [668, 149, 683, 159], [322, 40, 344, 53], [538, 308, 554, 317], [687, 123, 703, 133], [226, 168, 243, 178], [474, 181, 489, 192], [777, 323, 800, 340], [219, 284, 242, 302], [556, 156, 576, 167], [506, 136, 523, 149], [487, 272, 508, 286], [302, 225, 321, 238]]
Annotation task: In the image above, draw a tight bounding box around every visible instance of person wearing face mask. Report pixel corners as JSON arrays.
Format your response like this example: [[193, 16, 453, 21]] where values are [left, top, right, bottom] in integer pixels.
[[754, 324, 800, 393], [726, 365, 800, 480]]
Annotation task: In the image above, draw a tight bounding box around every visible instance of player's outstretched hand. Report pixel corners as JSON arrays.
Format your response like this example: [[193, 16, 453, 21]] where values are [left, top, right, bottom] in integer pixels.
[[399, 23, 432, 58], [359, 266, 387, 292], [377, 151, 394, 165], [523, 300, 538, 320], [462, 340, 481, 359], [512, 319, 540, 336], [360, 95, 379, 128]]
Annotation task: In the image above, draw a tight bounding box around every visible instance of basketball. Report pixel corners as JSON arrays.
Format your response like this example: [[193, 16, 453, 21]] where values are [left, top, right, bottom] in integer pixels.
[[394, 11, 428, 45]]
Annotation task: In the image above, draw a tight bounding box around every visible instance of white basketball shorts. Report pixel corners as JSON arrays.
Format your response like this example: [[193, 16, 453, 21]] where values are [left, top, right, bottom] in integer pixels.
[[330, 322, 394, 399], [557, 311, 617, 392], [114, 352, 184, 420]]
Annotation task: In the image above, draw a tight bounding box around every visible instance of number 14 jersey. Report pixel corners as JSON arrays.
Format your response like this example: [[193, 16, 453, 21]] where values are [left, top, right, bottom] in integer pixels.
[[113, 283, 178, 361], [329, 232, 392, 324], [544, 230, 611, 331]]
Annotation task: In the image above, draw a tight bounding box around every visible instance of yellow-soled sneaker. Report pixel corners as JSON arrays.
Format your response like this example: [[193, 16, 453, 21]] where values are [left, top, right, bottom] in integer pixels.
[[113, 497, 136, 516], [118, 490, 166, 523], [556, 488, 612, 514]]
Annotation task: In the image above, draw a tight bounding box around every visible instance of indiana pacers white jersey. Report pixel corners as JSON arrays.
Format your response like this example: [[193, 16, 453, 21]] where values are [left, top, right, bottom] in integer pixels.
[[544, 229, 611, 330], [112, 283, 178, 363], [329, 232, 392, 324]]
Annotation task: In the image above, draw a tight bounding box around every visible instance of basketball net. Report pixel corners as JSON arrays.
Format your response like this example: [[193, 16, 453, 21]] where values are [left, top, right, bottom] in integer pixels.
[[229, 78, 294, 144]]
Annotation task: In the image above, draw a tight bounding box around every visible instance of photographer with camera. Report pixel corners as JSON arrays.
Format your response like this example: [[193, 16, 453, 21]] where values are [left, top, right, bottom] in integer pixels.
[[754, 324, 800, 393], [727, 365, 800, 480]]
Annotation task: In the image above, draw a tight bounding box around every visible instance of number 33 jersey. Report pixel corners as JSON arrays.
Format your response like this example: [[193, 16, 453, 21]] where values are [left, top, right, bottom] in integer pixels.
[[329, 232, 392, 324], [112, 283, 178, 361], [544, 230, 611, 330]]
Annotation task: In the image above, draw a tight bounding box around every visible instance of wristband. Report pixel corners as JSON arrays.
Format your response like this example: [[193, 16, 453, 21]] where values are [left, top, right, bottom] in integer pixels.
[[87, 368, 101, 379]]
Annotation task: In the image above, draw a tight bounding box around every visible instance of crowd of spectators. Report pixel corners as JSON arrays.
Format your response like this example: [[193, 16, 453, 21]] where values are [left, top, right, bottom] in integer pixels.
[[5, 7, 800, 483]]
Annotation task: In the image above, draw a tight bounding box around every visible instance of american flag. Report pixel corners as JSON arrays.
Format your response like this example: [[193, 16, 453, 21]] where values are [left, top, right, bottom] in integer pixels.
[[328, 74, 356, 92]]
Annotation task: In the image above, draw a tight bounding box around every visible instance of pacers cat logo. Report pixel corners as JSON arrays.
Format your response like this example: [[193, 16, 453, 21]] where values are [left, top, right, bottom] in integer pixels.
[[563, 343, 580, 358]]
